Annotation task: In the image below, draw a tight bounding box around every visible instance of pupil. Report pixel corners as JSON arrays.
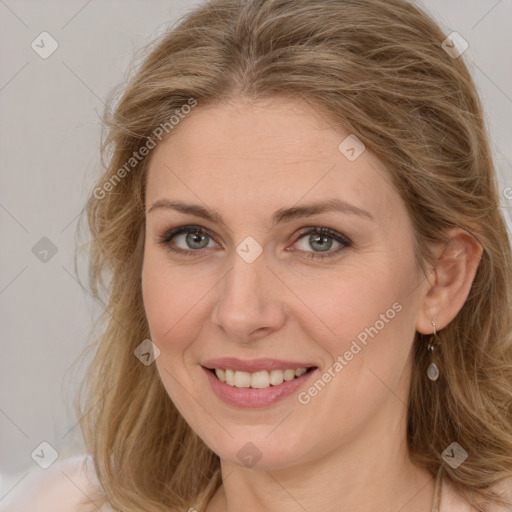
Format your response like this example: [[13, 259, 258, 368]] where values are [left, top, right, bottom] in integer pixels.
[[311, 234, 332, 252], [188, 232, 207, 249]]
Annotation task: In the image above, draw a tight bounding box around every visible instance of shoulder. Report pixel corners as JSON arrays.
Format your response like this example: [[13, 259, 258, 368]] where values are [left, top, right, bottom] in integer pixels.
[[486, 476, 512, 512], [2, 455, 109, 512], [442, 475, 512, 512]]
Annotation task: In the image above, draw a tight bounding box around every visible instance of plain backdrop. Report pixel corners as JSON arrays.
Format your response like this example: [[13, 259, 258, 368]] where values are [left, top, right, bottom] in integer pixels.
[[1, 0, 511, 503]]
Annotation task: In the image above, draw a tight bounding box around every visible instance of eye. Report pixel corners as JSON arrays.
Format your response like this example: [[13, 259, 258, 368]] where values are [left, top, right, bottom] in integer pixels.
[[158, 225, 352, 260], [293, 227, 352, 260], [159, 225, 218, 255]]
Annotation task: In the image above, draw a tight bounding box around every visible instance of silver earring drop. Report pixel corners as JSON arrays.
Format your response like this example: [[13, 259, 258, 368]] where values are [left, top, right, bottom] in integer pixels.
[[427, 320, 439, 381]]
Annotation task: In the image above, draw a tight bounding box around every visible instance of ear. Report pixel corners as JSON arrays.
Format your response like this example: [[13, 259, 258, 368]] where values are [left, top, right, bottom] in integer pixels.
[[415, 227, 483, 334]]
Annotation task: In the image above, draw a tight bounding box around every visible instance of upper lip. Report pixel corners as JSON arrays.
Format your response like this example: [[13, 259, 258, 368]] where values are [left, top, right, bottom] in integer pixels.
[[202, 357, 317, 373]]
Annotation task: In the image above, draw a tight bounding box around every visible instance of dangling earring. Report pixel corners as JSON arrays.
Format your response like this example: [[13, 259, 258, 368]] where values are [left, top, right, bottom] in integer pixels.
[[427, 320, 439, 381]]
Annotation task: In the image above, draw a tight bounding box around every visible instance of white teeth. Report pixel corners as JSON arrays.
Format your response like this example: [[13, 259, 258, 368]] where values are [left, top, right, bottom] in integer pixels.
[[269, 369, 284, 386], [251, 371, 270, 389], [225, 369, 235, 386], [283, 369, 295, 381], [213, 367, 310, 388], [234, 371, 251, 388]]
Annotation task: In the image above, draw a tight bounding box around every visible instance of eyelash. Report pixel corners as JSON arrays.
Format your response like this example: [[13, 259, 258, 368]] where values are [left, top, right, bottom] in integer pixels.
[[158, 225, 353, 260]]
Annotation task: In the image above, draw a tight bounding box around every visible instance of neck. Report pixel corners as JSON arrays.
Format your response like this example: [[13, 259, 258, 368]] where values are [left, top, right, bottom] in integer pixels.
[[204, 402, 435, 512]]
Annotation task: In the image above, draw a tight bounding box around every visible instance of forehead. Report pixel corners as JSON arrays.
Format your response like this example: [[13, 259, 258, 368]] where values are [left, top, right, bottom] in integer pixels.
[[145, 98, 403, 227]]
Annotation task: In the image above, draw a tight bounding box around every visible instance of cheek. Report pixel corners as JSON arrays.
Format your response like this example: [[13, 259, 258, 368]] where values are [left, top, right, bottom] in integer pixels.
[[300, 263, 411, 344], [141, 255, 209, 421], [141, 251, 208, 348], [292, 269, 418, 444], [299, 258, 419, 402]]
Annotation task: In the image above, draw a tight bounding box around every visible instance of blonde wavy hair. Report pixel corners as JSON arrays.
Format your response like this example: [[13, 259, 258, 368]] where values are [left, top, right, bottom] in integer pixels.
[[76, 0, 512, 510]]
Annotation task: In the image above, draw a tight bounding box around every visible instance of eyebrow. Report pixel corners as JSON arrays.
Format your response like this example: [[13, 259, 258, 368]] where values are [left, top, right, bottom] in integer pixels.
[[147, 198, 374, 228]]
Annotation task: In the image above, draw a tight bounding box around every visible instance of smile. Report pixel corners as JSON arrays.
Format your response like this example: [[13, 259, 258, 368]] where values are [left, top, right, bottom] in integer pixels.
[[201, 358, 319, 407], [212, 367, 313, 388]]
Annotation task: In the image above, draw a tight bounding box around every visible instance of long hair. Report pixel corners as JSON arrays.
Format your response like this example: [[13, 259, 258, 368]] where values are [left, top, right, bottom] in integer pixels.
[[77, 0, 512, 509]]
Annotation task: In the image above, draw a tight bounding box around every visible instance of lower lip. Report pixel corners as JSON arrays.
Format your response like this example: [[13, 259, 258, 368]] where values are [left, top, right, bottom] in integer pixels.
[[202, 367, 317, 408]]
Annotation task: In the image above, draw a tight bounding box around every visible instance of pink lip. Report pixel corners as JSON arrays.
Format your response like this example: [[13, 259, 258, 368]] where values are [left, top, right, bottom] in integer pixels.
[[202, 365, 318, 408], [202, 357, 317, 373]]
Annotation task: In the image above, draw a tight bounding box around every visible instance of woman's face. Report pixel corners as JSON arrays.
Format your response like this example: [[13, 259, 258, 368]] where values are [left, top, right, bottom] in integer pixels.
[[142, 98, 430, 470]]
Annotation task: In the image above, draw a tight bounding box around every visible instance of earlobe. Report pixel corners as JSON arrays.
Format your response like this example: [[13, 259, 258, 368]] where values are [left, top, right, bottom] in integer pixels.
[[415, 228, 483, 335]]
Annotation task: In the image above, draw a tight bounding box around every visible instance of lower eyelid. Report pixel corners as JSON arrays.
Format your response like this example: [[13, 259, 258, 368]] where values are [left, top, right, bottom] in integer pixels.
[[165, 229, 217, 250], [295, 233, 344, 248], [160, 226, 351, 256]]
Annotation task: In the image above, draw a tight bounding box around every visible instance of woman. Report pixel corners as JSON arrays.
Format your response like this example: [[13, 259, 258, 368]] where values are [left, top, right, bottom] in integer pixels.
[[7, 0, 512, 510]]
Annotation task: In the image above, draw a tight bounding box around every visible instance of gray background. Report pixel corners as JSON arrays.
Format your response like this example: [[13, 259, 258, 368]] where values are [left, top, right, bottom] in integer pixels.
[[1, 0, 511, 503]]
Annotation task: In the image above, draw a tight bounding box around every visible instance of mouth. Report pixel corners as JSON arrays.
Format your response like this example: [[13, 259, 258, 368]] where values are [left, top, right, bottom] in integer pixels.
[[202, 361, 318, 407], [205, 366, 317, 389], [200, 357, 319, 407]]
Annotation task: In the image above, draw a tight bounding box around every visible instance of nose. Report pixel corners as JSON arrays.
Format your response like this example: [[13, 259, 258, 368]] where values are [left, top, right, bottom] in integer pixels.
[[211, 248, 286, 342]]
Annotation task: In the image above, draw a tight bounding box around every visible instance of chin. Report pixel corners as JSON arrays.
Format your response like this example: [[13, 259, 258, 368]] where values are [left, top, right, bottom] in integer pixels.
[[203, 426, 315, 470]]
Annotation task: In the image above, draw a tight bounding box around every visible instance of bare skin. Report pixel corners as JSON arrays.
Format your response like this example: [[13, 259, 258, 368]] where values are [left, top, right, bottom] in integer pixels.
[[8, 453, 506, 511], [5, 98, 494, 512], [140, 97, 482, 512]]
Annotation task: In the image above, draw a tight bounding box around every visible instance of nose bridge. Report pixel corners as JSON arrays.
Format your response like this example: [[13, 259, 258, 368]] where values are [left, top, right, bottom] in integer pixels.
[[212, 244, 283, 340]]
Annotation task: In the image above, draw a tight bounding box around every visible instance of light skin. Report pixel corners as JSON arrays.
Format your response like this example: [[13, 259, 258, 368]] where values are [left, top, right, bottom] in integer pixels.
[[141, 97, 483, 512]]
